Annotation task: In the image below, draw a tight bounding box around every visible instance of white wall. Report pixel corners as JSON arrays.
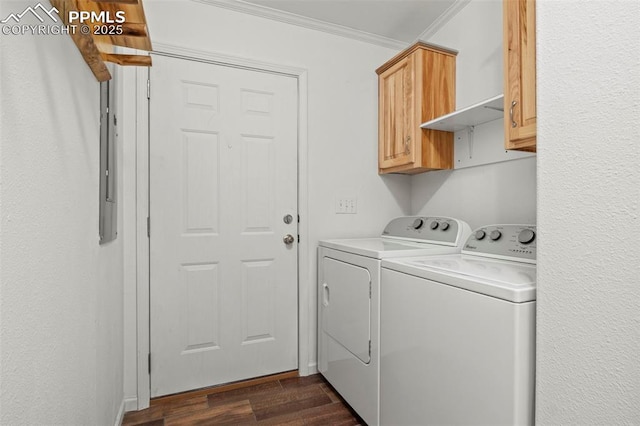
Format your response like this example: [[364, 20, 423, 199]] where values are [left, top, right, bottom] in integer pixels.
[[0, 1, 125, 423], [122, 0, 411, 398], [413, 0, 536, 229], [412, 157, 536, 229], [536, 1, 640, 423]]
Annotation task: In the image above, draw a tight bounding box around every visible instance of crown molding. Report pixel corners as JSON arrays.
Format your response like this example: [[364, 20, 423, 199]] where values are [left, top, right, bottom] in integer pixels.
[[191, 0, 408, 50], [415, 0, 471, 42]]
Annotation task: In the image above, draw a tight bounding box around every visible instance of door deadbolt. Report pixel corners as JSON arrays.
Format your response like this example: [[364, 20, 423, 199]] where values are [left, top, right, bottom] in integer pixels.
[[283, 214, 293, 224]]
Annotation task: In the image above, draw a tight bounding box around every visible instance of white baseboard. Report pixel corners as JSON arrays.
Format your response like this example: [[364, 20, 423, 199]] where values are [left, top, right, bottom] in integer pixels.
[[297, 361, 318, 377], [124, 397, 138, 412], [306, 362, 318, 375], [115, 397, 138, 425], [114, 400, 125, 426]]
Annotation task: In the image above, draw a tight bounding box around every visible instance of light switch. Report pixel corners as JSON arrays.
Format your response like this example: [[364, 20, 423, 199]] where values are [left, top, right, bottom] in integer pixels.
[[335, 197, 357, 214]]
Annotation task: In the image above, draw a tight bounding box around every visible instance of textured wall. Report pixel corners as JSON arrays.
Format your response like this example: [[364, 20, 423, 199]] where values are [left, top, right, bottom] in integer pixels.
[[0, 0, 124, 423], [413, 0, 537, 229], [536, 0, 640, 424]]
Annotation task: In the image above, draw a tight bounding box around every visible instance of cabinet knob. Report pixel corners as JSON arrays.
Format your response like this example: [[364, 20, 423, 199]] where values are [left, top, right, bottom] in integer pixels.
[[510, 100, 518, 128], [404, 135, 411, 154]]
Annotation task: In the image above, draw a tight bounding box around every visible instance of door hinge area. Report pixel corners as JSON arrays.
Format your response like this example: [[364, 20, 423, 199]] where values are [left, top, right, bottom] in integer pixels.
[[369, 340, 372, 356], [148, 353, 151, 374], [147, 216, 150, 238], [147, 79, 150, 99], [298, 235, 300, 243], [369, 281, 372, 298]]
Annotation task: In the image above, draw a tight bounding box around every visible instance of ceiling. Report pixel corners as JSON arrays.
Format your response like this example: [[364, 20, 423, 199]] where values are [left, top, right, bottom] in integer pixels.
[[222, 0, 466, 46]]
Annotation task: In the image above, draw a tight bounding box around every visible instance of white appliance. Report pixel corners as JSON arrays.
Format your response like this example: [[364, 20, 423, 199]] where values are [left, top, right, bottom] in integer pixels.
[[318, 216, 472, 426], [380, 224, 537, 426]]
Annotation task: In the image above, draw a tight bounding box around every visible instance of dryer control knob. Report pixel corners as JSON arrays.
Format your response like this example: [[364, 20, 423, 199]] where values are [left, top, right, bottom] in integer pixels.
[[475, 230, 486, 240], [430, 221, 439, 230], [518, 229, 536, 244], [412, 218, 424, 229], [490, 230, 502, 241], [440, 222, 450, 231]]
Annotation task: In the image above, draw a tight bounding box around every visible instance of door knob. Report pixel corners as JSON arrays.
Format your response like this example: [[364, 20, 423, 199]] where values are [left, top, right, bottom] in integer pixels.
[[283, 234, 295, 245]]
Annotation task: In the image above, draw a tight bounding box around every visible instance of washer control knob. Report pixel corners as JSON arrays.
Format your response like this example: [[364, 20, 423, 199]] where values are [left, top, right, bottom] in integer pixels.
[[490, 230, 502, 241], [440, 222, 450, 231], [430, 221, 439, 230], [518, 229, 536, 244], [411, 218, 424, 229], [475, 230, 486, 240]]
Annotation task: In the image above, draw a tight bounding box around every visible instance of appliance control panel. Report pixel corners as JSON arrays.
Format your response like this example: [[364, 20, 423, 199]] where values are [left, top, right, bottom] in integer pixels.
[[382, 216, 467, 245], [462, 224, 536, 263]]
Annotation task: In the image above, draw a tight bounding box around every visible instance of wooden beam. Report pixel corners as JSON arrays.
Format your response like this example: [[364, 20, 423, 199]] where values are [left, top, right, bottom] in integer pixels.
[[93, 35, 151, 51], [77, 0, 148, 24], [91, 0, 139, 4], [119, 22, 148, 37], [101, 53, 152, 66], [50, 0, 152, 82], [78, 0, 153, 50], [50, 0, 112, 81]]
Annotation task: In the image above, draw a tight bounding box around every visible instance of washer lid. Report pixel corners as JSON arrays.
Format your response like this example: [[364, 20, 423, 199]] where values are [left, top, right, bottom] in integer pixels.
[[382, 254, 536, 303], [319, 237, 462, 259]]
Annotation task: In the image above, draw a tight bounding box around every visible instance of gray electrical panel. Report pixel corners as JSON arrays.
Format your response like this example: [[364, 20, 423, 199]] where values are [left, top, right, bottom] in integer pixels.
[[99, 80, 117, 244]]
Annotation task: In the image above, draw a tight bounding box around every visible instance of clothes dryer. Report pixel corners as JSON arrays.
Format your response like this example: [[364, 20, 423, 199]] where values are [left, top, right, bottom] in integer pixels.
[[317, 216, 471, 426], [380, 224, 537, 426]]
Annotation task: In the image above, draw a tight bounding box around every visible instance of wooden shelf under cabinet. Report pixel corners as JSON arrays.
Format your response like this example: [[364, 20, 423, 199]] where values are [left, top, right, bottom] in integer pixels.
[[376, 42, 457, 174]]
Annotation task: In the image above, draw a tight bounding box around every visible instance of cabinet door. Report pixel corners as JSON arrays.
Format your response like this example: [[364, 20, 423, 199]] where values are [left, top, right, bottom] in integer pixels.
[[504, 0, 536, 151], [378, 55, 416, 171]]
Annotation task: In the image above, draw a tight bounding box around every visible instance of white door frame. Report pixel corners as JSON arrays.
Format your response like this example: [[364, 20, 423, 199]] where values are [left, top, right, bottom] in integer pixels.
[[133, 43, 309, 409]]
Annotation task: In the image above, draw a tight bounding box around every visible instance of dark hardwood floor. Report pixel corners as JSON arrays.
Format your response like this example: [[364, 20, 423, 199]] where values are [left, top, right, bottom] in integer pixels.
[[122, 374, 365, 426]]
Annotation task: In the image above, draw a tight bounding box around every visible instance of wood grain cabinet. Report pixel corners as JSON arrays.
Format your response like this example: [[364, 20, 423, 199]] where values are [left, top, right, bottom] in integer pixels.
[[376, 42, 457, 174], [504, 0, 537, 151]]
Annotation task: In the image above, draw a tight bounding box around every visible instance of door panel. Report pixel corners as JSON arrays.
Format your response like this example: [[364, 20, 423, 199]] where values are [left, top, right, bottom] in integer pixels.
[[378, 55, 415, 170], [504, 0, 536, 149], [149, 54, 298, 397], [183, 131, 219, 234]]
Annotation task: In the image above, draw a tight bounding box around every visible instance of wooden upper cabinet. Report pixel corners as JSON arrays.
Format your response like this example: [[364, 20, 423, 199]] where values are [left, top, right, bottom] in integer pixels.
[[504, 0, 537, 151], [377, 42, 457, 174]]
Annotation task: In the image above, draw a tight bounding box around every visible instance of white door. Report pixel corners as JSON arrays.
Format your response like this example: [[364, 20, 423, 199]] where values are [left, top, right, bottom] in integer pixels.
[[149, 54, 298, 397]]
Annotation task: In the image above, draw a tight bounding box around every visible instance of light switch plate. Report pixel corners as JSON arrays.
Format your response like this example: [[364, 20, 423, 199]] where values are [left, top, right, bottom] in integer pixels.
[[335, 197, 357, 214]]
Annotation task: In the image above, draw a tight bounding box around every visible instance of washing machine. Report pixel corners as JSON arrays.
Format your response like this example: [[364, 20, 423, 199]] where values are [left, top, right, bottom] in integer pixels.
[[380, 224, 537, 426], [318, 216, 472, 426]]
